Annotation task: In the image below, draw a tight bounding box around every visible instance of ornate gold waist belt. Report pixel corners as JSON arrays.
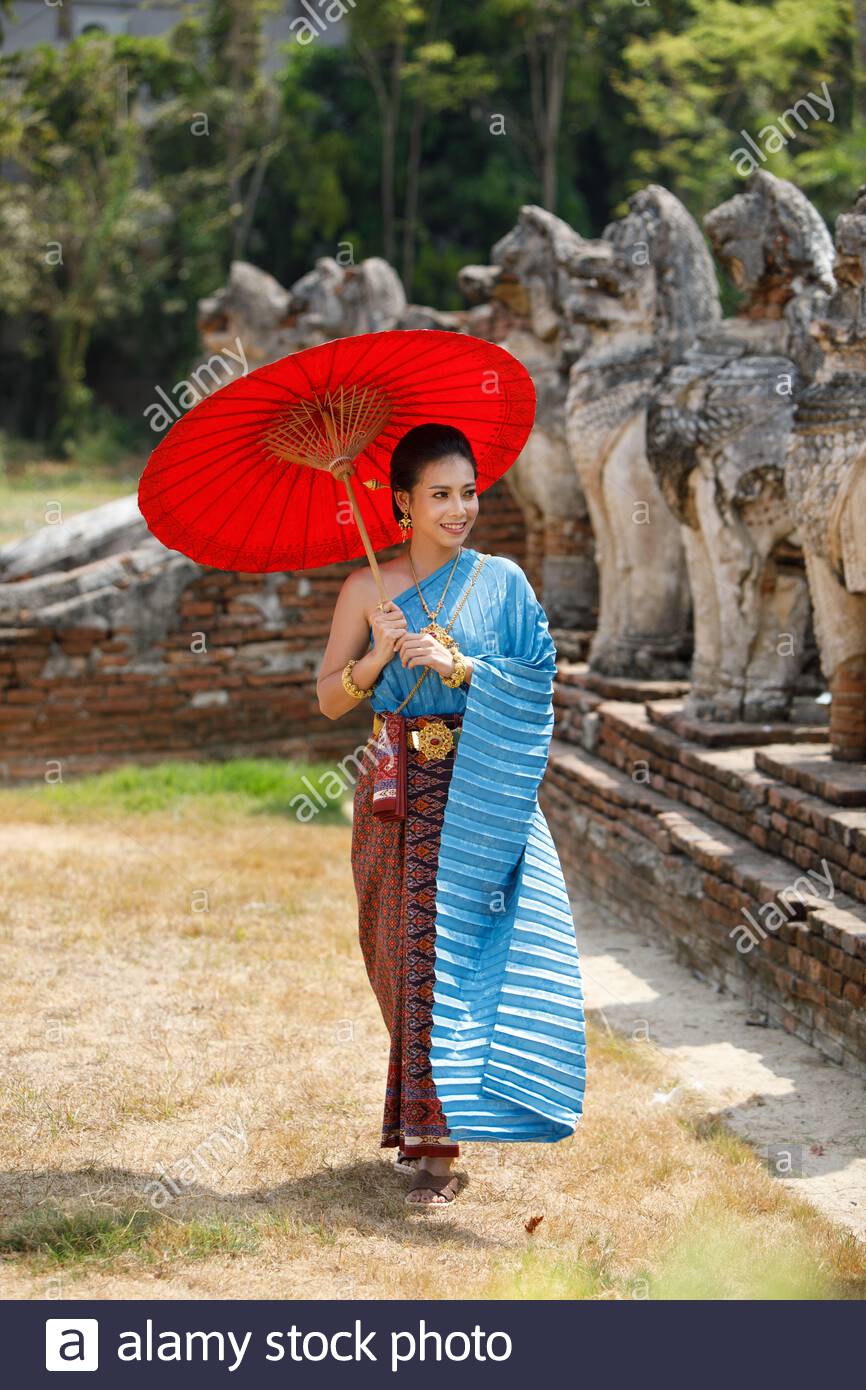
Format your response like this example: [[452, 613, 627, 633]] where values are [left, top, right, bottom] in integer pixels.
[[372, 711, 462, 760]]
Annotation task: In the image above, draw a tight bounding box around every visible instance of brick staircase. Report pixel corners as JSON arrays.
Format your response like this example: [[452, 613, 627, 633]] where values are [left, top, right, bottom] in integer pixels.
[[541, 662, 866, 1074]]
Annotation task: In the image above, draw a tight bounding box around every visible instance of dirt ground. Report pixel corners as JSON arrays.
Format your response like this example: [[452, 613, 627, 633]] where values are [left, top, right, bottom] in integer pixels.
[[0, 797, 864, 1301], [576, 906, 866, 1240]]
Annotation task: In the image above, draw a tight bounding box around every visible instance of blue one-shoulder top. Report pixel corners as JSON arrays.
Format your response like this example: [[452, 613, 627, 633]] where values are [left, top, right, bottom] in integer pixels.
[[367, 546, 507, 716]]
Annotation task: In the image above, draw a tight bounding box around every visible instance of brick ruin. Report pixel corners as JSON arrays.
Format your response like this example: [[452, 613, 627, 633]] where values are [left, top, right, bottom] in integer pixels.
[[0, 485, 525, 778], [1, 171, 864, 1074], [541, 672, 866, 1074]]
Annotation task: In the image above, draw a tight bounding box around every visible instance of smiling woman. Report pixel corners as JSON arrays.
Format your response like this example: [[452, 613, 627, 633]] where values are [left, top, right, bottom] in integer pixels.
[[316, 422, 587, 1211]]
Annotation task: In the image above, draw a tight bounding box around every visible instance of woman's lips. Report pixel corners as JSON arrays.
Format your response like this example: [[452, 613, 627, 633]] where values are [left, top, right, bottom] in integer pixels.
[[441, 522, 466, 532]]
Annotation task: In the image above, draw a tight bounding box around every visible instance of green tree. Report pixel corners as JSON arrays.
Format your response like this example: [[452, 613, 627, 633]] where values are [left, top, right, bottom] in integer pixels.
[[204, 0, 283, 260], [0, 5, 292, 445], [615, 0, 855, 217], [0, 0, 16, 46], [400, 27, 498, 293], [488, 0, 584, 212], [0, 37, 170, 448], [347, 0, 426, 267]]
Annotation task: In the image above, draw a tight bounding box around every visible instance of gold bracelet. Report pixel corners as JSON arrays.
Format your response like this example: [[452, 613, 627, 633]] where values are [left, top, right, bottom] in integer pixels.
[[442, 647, 467, 688], [342, 658, 375, 700]]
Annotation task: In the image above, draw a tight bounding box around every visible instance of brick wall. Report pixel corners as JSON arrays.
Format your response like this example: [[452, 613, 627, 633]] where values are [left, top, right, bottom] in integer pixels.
[[542, 669, 866, 1075], [7, 470, 863, 1078], [0, 479, 526, 781]]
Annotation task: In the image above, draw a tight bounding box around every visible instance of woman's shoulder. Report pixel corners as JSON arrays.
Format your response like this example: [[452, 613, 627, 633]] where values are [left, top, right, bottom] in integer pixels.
[[342, 555, 410, 597], [340, 555, 414, 627], [473, 551, 532, 588]]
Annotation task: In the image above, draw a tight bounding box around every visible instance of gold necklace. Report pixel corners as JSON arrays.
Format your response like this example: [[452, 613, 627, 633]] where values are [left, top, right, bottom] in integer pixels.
[[392, 553, 487, 717], [408, 545, 464, 648]]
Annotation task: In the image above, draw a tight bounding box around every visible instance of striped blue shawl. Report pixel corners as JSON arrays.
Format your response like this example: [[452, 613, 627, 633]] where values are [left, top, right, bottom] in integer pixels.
[[429, 556, 586, 1142]]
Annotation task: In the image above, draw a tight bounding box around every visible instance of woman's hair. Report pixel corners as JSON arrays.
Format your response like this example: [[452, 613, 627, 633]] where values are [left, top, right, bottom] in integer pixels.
[[389, 423, 477, 524]]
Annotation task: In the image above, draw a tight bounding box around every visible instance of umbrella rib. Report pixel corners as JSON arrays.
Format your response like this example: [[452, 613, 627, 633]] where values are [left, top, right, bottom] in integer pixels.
[[233, 450, 308, 569], [263, 436, 326, 572], [146, 430, 279, 500], [342, 330, 477, 398], [173, 436, 291, 544]]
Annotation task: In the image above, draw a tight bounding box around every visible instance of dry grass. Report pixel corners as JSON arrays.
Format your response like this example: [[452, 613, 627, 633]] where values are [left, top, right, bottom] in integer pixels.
[[1, 764, 864, 1301]]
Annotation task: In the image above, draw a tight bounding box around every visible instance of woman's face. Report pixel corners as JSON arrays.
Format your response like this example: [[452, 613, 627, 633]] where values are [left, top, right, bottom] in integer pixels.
[[397, 454, 479, 547]]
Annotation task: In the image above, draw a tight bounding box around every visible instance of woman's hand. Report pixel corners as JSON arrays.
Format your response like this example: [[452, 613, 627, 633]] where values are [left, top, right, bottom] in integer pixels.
[[394, 629, 456, 679], [369, 599, 408, 662]]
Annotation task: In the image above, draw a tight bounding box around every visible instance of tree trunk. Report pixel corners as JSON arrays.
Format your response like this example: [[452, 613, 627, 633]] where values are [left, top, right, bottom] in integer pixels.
[[854, 0, 866, 122], [353, 33, 403, 265], [401, 94, 424, 294], [382, 39, 405, 266], [401, 0, 443, 295], [524, 1, 578, 212], [52, 314, 91, 449], [223, 0, 264, 259]]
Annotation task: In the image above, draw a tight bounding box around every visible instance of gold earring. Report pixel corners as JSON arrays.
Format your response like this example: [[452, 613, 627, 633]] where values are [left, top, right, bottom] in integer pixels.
[[398, 503, 412, 538]]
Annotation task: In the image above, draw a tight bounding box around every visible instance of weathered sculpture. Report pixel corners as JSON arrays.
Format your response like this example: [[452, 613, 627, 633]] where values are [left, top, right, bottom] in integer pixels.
[[564, 186, 720, 678], [458, 205, 596, 627], [197, 255, 409, 379], [646, 171, 836, 722], [786, 186, 866, 760], [0, 494, 198, 654], [4, 176, 864, 772]]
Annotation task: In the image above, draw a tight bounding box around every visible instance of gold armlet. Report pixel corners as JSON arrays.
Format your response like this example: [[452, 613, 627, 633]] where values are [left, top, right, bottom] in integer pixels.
[[342, 658, 375, 700]]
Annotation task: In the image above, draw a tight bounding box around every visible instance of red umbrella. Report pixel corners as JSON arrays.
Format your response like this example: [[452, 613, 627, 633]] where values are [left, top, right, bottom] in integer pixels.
[[138, 328, 535, 603]]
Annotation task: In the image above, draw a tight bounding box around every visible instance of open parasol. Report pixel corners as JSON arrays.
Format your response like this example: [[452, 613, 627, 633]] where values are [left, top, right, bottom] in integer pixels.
[[138, 328, 536, 604]]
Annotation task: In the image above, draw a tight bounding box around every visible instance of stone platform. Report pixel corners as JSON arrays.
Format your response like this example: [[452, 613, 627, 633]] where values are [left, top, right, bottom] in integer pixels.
[[543, 664, 866, 1075]]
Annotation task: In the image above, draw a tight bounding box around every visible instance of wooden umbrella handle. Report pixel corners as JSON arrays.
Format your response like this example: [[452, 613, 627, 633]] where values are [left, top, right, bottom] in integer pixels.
[[342, 473, 390, 607]]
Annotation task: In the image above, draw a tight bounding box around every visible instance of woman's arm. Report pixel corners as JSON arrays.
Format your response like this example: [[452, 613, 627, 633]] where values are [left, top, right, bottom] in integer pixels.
[[316, 570, 405, 720]]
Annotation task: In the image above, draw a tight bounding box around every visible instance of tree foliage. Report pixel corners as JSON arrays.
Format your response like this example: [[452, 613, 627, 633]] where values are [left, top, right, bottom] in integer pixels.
[[0, 0, 862, 448], [616, 0, 857, 216], [0, 37, 170, 446]]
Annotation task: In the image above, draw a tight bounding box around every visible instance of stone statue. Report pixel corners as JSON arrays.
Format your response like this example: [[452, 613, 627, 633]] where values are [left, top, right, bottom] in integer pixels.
[[564, 185, 720, 678], [458, 205, 596, 627], [785, 185, 866, 760], [197, 255, 408, 381], [646, 171, 836, 722]]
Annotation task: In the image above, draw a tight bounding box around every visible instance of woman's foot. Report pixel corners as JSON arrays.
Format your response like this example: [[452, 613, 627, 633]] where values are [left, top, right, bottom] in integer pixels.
[[404, 1157, 459, 1206], [395, 1149, 421, 1172]]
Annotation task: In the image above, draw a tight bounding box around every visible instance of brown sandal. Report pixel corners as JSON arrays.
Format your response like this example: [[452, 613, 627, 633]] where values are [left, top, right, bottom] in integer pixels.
[[405, 1167, 460, 1207]]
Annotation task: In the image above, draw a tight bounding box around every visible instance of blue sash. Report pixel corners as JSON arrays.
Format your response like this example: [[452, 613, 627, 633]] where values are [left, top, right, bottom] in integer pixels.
[[430, 557, 586, 1141]]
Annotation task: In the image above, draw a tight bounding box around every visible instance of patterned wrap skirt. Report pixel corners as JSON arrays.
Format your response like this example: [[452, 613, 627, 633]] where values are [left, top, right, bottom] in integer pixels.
[[351, 711, 463, 1160]]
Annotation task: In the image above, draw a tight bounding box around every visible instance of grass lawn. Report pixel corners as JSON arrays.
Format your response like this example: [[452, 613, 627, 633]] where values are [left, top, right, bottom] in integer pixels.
[[0, 759, 864, 1300], [0, 446, 143, 548]]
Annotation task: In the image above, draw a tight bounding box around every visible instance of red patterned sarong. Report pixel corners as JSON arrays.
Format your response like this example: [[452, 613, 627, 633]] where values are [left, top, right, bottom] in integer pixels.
[[351, 712, 463, 1159]]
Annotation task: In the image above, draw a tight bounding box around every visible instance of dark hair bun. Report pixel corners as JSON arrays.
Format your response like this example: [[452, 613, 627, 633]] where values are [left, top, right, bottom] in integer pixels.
[[389, 424, 477, 523]]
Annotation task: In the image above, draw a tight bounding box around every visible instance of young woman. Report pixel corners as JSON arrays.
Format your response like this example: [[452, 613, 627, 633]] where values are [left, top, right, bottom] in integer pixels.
[[317, 423, 586, 1208]]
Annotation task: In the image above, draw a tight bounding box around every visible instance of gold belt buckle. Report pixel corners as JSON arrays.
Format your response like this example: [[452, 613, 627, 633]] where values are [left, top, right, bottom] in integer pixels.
[[416, 718, 454, 760], [373, 712, 458, 758]]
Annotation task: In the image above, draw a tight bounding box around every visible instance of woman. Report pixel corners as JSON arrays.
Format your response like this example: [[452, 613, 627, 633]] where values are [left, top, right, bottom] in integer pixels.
[[317, 423, 586, 1208]]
